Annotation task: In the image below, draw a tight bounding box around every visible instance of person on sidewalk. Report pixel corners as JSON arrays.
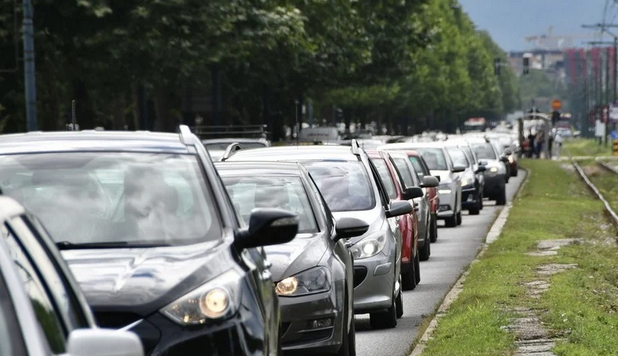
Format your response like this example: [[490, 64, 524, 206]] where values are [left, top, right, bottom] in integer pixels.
[[553, 131, 563, 160]]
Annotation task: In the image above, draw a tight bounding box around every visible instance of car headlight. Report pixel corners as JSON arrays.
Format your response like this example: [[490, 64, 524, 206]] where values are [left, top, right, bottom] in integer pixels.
[[438, 189, 452, 195], [276, 267, 331, 296], [461, 178, 469, 187], [350, 231, 387, 259], [489, 167, 498, 173], [508, 156, 514, 163], [161, 269, 242, 325]]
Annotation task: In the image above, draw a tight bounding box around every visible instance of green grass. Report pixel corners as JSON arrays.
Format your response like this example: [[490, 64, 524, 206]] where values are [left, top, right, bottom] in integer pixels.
[[578, 160, 618, 214], [420, 160, 618, 356], [564, 139, 613, 157]]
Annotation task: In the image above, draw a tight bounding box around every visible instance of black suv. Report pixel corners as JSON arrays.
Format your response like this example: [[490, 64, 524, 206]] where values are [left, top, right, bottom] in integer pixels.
[[0, 126, 298, 356]]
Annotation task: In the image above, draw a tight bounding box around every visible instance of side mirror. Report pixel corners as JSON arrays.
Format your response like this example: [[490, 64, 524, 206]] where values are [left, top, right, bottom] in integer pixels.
[[420, 176, 439, 188], [500, 156, 509, 163], [236, 208, 299, 249], [478, 160, 488, 166], [475, 165, 487, 173], [67, 329, 144, 356], [386, 200, 413, 218], [452, 165, 466, 173], [220, 143, 242, 162], [402, 186, 424, 200], [335, 217, 369, 241], [433, 175, 441, 183]]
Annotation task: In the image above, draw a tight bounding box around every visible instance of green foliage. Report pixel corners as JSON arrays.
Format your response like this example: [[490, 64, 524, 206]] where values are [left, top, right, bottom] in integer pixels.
[[0, 0, 519, 134]]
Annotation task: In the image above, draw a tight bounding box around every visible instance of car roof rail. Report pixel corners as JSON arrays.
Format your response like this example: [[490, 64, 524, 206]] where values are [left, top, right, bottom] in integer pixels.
[[179, 125, 196, 146], [350, 139, 361, 156], [220, 143, 242, 162]]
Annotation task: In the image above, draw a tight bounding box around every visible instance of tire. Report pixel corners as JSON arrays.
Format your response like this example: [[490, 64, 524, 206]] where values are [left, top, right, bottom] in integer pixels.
[[369, 299, 397, 329], [402, 261, 417, 291], [496, 187, 507, 206], [469, 206, 480, 215], [445, 214, 457, 228], [456, 211, 462, 225], [512, 168, 518, 177], [414, 251, 421, 283], [395, 290, 403, 319], [429, 215, 438, 243], [479, 194, 484, 210], [419, 228, 431, 261]]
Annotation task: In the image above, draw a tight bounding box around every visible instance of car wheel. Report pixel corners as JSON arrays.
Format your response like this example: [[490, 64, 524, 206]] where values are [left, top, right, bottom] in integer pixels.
[[512, 168, 518, 177], [395, 289, 403, 319], [429, 215, 438, 243], [414, 249, 421, 283], [419, 228, 431, 261], [402, 260, 417, 291], [456, 211, 462, 225], [496, 187, 507, 206], [369, 299, 397, 329], [479, 193, 484, 210], [445, 214, 457, 228], [469, 197, 481, 215]]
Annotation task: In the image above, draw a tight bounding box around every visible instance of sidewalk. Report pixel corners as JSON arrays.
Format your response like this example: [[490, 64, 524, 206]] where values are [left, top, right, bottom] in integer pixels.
[[413, 160, 618, 356]]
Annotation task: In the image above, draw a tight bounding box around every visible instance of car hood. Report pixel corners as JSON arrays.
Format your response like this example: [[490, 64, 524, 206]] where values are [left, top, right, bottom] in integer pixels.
[[263, 233, 327, 282], [332, 209, 384, 245], [61, 241, 227, 313]]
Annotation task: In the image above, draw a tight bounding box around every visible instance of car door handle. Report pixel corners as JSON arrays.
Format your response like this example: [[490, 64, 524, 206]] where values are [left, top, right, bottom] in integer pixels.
[[264, 260, 273, 269]]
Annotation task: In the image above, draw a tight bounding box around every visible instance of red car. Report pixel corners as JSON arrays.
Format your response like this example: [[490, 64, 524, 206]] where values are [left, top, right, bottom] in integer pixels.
[[367, 150, 421, 290], [403, 151, 440, 243]]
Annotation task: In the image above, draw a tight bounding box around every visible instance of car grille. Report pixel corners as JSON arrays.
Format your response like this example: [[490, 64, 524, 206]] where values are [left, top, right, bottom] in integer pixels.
[[353, 266, 368, 288], [94, 311, 142, 329], [439, 205, 451, 212]]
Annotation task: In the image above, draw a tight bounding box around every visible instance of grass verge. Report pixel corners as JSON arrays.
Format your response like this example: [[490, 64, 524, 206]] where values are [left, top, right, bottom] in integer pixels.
[[578, 160, 618, 214], [419, 160, 618, 356], [563, 138, 612, 157]]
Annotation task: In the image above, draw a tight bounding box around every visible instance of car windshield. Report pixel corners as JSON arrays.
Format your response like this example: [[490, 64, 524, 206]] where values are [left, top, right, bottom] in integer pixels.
[[221, 175, 318, 233], [460, 146, 477, 164], [409, 148, 448, 171], [204, 142, 266, 151], [303, 161, 375, 212], [0, 153, 221, 246], [471, 143, 497, 160], [371, 158, 397, 199], [446, 147, 470, 168]]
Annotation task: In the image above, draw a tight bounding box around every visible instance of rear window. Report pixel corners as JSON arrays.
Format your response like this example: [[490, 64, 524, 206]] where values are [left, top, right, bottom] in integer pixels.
[[408, 156, 426, 181], [409, 148, 448, 171], [371, 159, 397, 200], [221, 176, 318, 233], [392, 158, 416, 188], [471, 143, 497, 160], [304, 161, 375, 212]]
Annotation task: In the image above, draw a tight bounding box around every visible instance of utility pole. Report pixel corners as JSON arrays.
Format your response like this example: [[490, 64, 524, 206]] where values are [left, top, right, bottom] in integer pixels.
[[23, 0, 37, 131]]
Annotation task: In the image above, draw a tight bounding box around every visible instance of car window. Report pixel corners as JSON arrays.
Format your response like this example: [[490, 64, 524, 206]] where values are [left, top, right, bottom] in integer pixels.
[[3, 222, 67, 354], [446, 147, 470, 168], [0, 152, 221, 246], [222, 176, 319, 233], [408, 156, 426, 181], [367, 159, 391, 208], [461, 146, 477, 164], [471, 143, 497, 160], [392, 158, 417, 187], [371, 158, 397, 200], [10, 216, 89, 330], [303, 161, 376, 212], [409, 148, 448, 170], [0, 237, 28, 356]]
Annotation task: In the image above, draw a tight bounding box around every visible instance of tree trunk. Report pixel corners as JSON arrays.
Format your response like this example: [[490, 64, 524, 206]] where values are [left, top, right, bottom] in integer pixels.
[[153, 86, 176, 132], [112, 93, 126, 130]]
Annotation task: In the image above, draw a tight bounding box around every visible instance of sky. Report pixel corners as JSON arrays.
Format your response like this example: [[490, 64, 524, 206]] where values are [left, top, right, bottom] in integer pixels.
[[459, 0, 614, 52]]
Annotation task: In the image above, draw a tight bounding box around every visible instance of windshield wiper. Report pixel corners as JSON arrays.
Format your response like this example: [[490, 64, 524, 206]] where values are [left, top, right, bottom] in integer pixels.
[[55, 241, 171, 250]]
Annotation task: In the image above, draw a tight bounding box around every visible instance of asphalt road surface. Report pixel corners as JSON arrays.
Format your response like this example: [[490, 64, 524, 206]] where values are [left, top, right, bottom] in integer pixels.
[[354, 171, 526, 356]]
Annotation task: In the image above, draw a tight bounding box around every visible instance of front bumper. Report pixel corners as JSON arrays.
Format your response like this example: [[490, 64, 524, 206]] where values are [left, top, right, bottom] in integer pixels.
[[352, 252, 395, 314], [461, 187, 479, 209], [279, 281, 346, 355], [436, 189, 456, 218]]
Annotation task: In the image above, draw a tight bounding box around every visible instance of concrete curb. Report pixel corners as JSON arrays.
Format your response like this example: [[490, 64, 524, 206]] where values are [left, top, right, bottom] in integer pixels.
[[409, 169, 530, 356]]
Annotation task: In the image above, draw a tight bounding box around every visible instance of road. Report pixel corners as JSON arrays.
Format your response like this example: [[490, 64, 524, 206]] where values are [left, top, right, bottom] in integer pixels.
[[354, 171, 526, 356]]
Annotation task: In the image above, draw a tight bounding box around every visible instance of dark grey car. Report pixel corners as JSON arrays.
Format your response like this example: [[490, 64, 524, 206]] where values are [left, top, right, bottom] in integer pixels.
[[216, 162, 365, 356]]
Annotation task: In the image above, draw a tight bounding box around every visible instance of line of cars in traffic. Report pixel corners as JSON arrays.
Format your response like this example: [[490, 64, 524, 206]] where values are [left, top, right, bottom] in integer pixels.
[[0, 127, 517, 356]]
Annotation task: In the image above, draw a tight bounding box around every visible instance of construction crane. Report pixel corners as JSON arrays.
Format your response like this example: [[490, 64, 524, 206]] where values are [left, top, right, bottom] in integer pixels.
[[525, 26, 594, 50]]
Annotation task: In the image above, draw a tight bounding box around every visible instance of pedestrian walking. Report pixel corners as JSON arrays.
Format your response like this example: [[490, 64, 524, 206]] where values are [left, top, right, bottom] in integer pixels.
[[553, 131, 563, 160]]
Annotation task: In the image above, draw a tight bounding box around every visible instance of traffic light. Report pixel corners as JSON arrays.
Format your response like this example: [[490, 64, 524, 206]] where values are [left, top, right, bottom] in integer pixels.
[[494, 58, 501, 75], [523, 57, 530, 75]]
